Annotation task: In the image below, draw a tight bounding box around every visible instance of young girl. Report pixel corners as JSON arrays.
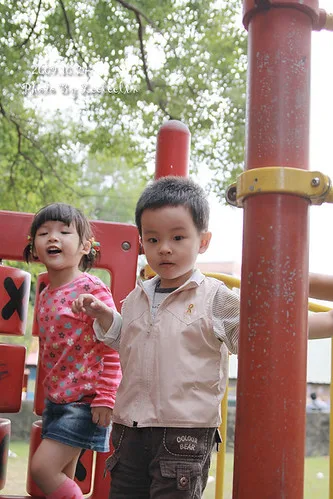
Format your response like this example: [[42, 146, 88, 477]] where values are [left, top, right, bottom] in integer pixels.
[[23, 202, 121, 499]]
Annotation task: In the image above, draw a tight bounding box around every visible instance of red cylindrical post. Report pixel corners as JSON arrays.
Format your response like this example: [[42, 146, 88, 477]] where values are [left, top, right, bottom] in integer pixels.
[[155, 120, 190, 179], [26, 420, 44, 497], [0, 419, 10, 490], [233, 2, 317, 498]]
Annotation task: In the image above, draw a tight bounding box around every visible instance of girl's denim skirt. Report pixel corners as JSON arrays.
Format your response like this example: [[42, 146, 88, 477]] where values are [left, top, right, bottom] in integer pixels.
[[41, 399, 111, 452]]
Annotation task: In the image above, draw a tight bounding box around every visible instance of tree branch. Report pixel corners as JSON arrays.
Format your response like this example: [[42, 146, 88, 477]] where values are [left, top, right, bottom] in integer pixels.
[[0, 100, 78, 193], [18, 0, 42, 48], [115, 0, 183, 118], [115, 0, 156, 92], [9, 113, 44, 178], [57, 0, 90, 68], [115, 0, 157, 28], [135, 12, 153, 92]]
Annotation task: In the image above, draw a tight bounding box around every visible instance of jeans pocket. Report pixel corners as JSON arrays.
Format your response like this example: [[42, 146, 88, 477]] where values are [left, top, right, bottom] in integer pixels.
[[105, 452, 119, 475], [111, 423, 126, 451], [160, 460, 202, 491], [104, 424, 125, 477]]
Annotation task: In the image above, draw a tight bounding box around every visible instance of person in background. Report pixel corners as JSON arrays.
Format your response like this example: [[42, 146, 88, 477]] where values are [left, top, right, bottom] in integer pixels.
[[308, 392, 328, 412], [24, 203, 121, 499]]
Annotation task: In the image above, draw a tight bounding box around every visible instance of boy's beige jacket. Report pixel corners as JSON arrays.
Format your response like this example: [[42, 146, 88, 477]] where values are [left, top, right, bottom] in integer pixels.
[[112, 270, 239, 428]]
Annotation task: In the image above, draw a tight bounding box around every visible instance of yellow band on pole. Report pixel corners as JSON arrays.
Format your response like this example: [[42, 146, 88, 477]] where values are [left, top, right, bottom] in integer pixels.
[[225, 167, 333, 208]]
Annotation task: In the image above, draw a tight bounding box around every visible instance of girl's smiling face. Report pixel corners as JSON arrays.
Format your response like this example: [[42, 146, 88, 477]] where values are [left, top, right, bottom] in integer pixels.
[[34, 220, 90, 279]]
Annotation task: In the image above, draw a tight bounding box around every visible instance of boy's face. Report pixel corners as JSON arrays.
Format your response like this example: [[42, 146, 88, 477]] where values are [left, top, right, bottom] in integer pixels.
[[141, 205, 211, 288]]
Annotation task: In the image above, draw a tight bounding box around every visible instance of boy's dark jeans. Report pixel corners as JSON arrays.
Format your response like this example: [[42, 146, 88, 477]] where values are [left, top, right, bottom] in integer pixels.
[[106, 423, 218, 499]]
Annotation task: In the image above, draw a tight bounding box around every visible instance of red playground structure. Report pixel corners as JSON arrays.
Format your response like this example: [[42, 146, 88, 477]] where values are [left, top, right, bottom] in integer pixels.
[[0, 122, 189, 498], [1, 1, 333, 498]]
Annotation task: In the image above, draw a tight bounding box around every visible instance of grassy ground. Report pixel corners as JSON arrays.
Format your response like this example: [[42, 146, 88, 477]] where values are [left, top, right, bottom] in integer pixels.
[[203, 453, 330, 499], [1, 442, 330, 498]]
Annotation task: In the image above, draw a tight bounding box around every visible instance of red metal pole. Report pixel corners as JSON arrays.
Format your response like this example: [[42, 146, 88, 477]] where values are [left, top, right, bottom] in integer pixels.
[[155, 120, 190, 178], [233, 2, 320, 498]]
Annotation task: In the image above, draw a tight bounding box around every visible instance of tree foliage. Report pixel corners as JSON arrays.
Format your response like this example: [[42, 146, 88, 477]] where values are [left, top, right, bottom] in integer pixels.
[[0, 0, 247, 351], [0, 0, 247, 215]]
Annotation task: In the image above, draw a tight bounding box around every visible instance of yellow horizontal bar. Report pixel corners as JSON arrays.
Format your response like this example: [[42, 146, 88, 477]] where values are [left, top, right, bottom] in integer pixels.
[[325, 13, 333, 31], [206, 271, 332, 312], [204, 272, 241, 290], [308, 302, 332, 313], [144, 266, 332, 312]]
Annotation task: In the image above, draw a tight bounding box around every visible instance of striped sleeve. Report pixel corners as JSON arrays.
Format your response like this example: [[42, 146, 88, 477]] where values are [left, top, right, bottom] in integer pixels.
[[212, 283, 240, 354], [89, 279, 122, 408], [92, 349, 122, 408]]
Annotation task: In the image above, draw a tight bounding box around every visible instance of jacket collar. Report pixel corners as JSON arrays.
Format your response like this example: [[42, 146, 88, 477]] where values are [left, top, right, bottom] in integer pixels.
[[139, 268, 205, 300]]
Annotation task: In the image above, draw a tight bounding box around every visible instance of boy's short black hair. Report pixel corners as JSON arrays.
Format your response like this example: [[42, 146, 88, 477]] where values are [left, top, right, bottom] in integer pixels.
[[135, 176, 210, 236]]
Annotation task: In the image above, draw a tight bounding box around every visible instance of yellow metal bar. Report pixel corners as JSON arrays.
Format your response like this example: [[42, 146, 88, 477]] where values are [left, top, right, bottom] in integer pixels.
[[204, 272, 240, 290], [215, 382, 229, 499], [308, 302, 331, 313], [207, 271, 331, 314], [325, 13, 333, 31]]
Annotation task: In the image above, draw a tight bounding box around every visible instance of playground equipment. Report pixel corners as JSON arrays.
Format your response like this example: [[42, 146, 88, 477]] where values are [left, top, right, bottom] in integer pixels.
[[0, 120, 194, 498], [227, 2, 332, 498], [0, 215, 139, 498], [1, 1, 333, 498]]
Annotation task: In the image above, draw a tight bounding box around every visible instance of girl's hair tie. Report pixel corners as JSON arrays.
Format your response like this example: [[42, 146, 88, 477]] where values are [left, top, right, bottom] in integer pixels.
[[89, 237, 100, 256], [27, 235, 32, 250]]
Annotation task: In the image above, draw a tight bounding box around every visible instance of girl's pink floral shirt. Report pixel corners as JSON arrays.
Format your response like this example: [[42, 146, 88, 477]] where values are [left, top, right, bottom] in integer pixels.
[[37, 273, 121, 408]]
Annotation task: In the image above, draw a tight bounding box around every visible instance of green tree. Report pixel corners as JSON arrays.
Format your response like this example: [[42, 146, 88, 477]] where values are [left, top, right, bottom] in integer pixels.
[[0, 0, 247, 212], [82, 153, 148, 223]]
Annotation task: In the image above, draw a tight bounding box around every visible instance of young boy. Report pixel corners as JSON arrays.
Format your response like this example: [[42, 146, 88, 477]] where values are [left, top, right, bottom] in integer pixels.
[[72, 176, 239, 498], [72, 176, 333, 498]]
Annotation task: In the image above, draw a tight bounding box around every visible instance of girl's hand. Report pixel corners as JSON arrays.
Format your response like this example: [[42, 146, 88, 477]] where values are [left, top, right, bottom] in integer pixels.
[[71, 294, 107, 318], [91, 406, 113, 427]]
